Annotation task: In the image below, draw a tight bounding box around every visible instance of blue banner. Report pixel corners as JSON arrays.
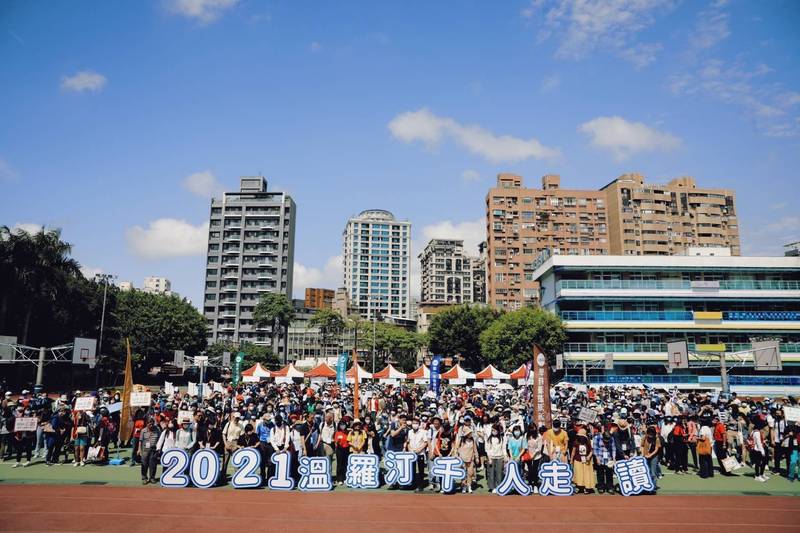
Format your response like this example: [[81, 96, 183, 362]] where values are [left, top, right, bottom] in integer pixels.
[[336, 351, 349, 387], [429, 355, 442, 397]]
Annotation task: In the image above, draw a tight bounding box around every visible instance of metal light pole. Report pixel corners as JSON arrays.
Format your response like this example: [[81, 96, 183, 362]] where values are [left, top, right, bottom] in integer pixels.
[[372, 313, 376, 374], [94, 273, 115, 388]]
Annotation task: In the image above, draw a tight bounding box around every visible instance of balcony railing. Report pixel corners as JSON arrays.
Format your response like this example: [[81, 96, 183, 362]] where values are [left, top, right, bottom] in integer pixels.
[[560, 374, 800, 386], [558, 279, 800, 291], [562, 342, 800, 353], [561, 311, 693, 321], [561, 310, 800, 321]]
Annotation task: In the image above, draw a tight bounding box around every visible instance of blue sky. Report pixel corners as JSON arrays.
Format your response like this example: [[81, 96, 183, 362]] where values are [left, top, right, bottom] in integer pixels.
[[2, 0, 799, 308]]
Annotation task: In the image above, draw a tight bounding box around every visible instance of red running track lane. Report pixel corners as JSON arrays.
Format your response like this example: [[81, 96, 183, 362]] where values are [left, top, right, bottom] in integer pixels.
[[0, 485, 797, 533]]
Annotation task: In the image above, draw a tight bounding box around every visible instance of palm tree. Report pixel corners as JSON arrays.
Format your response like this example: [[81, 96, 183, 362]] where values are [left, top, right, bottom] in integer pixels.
[[253, 292, 295, 364], [2, 227, 81, 344]]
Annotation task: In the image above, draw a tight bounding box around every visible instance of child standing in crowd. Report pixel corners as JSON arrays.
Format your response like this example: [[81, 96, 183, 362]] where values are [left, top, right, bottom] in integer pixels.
[[571, 428, 595, 494], [455, 427, 478, 493], [484, 424, 505, 493]]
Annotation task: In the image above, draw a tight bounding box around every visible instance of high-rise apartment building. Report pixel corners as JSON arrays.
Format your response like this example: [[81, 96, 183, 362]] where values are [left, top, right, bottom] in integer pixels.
[[342, 209, 411, 319], [305, 288, 334, 309], [472, 242, 487, 304], [419, 239, 475, 304], [602, 174, 740, 256], [143, 276, 171, 295], [204, 177, 296, 353], [486, 173, 609, 310]]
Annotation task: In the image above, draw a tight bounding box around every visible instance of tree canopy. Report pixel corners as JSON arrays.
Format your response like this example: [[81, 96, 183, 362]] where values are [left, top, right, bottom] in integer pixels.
[[253, 292, 295, 358], [479, 307, 566, 370], [427, 304, 501, 369]]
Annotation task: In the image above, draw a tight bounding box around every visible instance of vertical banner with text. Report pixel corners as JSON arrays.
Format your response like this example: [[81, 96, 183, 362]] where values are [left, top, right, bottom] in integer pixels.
[[531, 344, 552, 428], [336, 351, 349, 387], [429, 355, 442, 397]]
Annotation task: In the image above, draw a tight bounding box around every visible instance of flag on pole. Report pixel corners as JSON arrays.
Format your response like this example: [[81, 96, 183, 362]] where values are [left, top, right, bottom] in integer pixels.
[[353, 347, 360, 420], [119, 338, 134, 443]]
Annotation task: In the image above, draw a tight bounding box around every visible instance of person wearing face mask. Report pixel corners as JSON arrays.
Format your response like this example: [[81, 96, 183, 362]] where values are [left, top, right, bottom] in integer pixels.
[[138, 418, 160, 484], [406, 417, 429, 492], [485, 424, 505, 493], [156, 420, 179, 452], [593, 427, 616, 494], [454, 427, 478, 493], [525, 426, 545, 493], [642, 425, 662, 488], [506, 425, 525, 464], [544, 420, 568, 463], [333, 420, 349, 485]]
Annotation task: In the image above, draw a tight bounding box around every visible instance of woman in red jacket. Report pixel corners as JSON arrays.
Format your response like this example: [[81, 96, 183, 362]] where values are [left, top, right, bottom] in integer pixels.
[[670, 417, 689, 474]]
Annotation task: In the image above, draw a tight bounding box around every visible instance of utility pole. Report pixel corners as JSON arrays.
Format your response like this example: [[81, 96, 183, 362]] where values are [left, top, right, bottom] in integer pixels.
[[35, 346, 45, 386], [372, 312, 376, 374]]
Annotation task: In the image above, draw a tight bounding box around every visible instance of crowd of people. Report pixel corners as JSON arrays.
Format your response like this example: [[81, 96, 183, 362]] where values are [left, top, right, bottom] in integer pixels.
[[1, 380, 799, 492]]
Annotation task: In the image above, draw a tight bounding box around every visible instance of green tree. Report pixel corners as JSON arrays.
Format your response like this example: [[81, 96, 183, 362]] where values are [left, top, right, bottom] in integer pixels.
[[355, 320, 423, 372], [114, 290, 207, 372], [308, 308, 346, 358], [253, 292, 295, 362], [206, 340, 279, 371], [479, 307, 566, 370], [0, 227, 82, 344], [428, 304, 501, 369]]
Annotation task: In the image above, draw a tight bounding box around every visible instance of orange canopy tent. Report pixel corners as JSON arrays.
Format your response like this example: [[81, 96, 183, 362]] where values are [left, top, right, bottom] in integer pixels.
[[345, 363, 373, 380], [270, 363, 305, 378], [440, 364, 476, 380], [406, 365, 430, 380], [304, 362, 337, 379], [475, 364, 511, 380], [373, 364, 407, 379], [509, 364, 528, 379], [240, 363, 271, 381]]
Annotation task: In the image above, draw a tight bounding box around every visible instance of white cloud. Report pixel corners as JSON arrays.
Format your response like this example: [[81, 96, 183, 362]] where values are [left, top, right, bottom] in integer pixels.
[[60, 70, 107, 93], [0, 157, 19, 182], [742, 215, 800, 256], [293, 255, 343, 298], [182, 170, 223, 198], [669, 59, 800, 138], [126, 218, 209, 259], [166, 0, 239, 24], [12, 222, 43, 234], [690, 7, 730, 50], [578, 116, 681, 161], [421, 218, 486, 256], [309, 41, 322, 53], [524, 0, 673, 67], [540, 74, 561, 93], [461, 169, 481, 182], [388, 108, 560, 163], [80, 265, 104, 280]]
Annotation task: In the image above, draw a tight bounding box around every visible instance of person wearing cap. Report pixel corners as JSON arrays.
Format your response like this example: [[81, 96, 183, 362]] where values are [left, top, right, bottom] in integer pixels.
[[454, 426, 478, 493], [46, 406, 71, 466], [544, 420, 568, 463], [221, 412, 243, 476], [571, 428, 595, 493]]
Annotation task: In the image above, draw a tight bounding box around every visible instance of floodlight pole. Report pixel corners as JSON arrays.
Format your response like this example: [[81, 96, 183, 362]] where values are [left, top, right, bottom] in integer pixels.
[[35, 346, 45, 386], [719, 352, 729, 394], [94, 274, 115, 388]]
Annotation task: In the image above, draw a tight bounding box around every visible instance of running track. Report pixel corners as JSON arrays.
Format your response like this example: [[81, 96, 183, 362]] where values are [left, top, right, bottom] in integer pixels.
[[1, 485, 797, 533]]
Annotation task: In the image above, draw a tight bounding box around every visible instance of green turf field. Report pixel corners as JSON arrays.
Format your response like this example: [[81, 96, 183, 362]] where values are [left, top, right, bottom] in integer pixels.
[[1, 448, 798, 496]]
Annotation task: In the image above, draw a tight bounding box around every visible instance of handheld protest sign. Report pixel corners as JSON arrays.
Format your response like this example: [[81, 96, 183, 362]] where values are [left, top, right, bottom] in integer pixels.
[[129, 392, 151, 407], [74, 396, 96, 411], [14, 417, 38, 432]]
